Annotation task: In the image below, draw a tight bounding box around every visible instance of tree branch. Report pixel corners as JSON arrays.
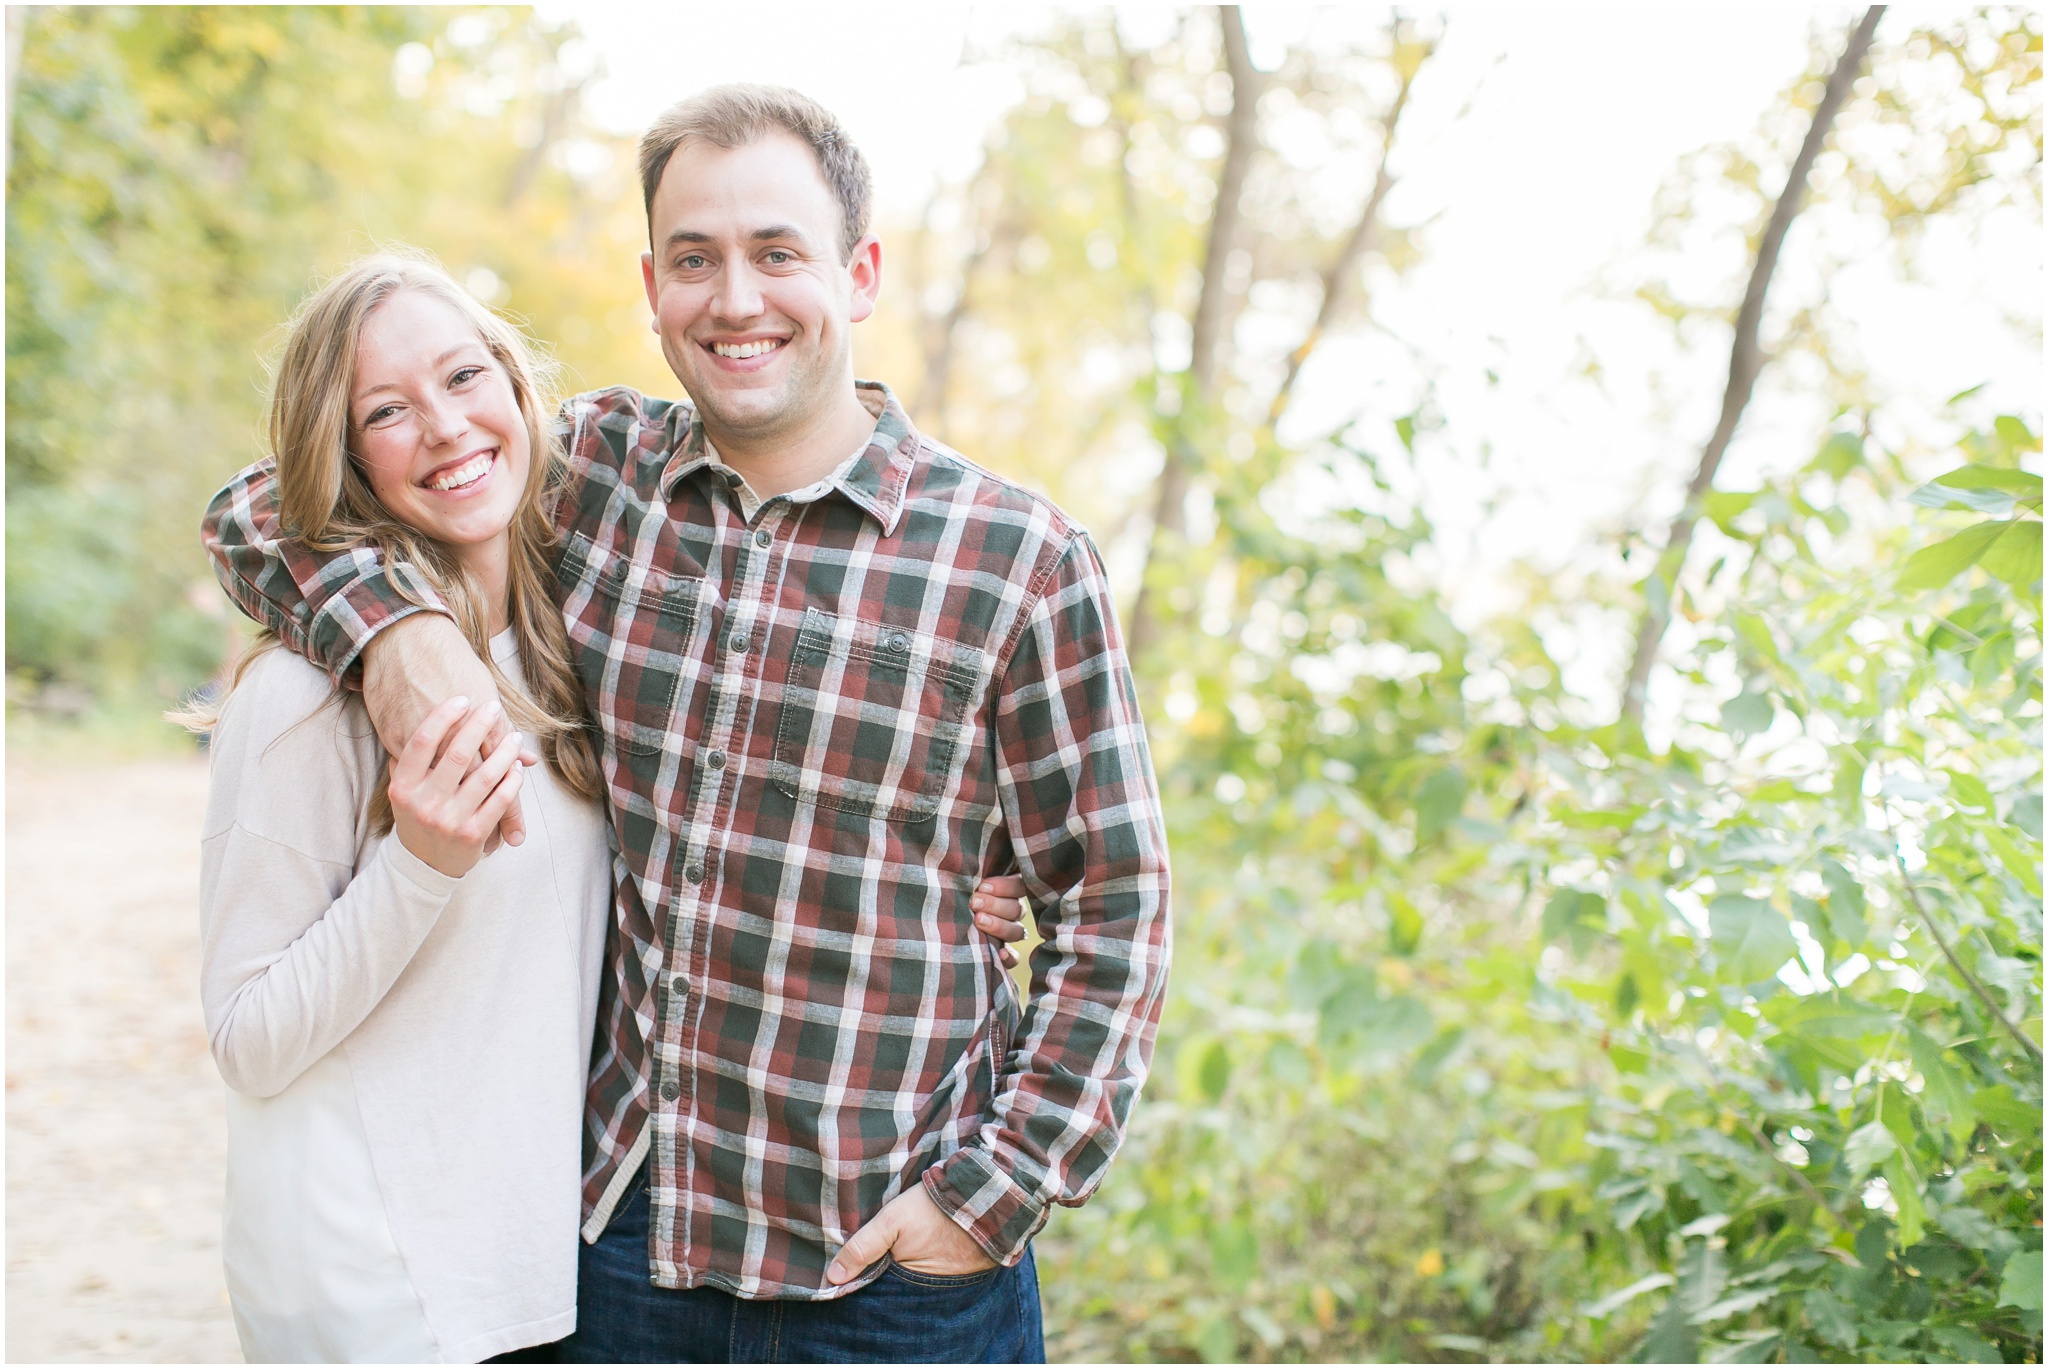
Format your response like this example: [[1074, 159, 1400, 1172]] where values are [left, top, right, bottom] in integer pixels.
[[1620, 6, 1884, 724], [1267, 17, 1429, 431], [1891, 851, 2043, 1067], [1128, 4, 1260, 660]]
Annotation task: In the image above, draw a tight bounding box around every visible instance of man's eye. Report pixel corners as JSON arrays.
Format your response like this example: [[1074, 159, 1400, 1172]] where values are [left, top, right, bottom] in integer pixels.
[[678, 254, 708, 270], [764, 250, 793, 265]]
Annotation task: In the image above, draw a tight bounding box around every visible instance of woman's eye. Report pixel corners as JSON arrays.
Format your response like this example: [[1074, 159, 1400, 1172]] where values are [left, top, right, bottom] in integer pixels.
[[364, 405, 400, 426], [451, 366, 484, 386]]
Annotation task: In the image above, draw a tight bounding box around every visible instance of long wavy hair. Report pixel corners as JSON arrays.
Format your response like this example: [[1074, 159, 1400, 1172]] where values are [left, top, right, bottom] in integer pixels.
[[180, 250, 600, 819]]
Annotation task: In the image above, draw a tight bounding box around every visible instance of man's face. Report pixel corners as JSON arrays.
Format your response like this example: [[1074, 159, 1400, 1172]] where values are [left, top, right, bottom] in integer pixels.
[[640, 132, 880, 444]]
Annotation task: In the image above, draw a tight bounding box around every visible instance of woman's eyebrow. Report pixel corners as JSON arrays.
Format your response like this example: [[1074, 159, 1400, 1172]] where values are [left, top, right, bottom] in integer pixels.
[[353, 345, 485, 402]]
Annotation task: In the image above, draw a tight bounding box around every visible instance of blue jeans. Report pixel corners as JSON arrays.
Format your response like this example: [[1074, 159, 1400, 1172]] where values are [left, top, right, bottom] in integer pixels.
[[556, 1167, 1045, 1364]]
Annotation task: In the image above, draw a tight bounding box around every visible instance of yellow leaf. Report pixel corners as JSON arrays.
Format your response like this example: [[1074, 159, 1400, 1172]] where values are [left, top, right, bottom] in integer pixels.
[[1414, 1248, 1444, 1278]]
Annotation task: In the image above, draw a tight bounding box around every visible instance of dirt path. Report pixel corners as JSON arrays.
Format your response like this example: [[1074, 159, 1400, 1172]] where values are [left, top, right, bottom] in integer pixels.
[[6, 752, 244, 1363]]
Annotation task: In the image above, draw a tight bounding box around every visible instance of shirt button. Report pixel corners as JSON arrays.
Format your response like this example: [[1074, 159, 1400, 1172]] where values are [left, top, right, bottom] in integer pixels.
[[728, 632, 748, 653], [684, 863, 705, 884], [705, 750, 725, 770], [660, 1080, 680, 1102], [754, 529, 773, 549], [671, 974, 690, 997], [887, 631, 910, 653]]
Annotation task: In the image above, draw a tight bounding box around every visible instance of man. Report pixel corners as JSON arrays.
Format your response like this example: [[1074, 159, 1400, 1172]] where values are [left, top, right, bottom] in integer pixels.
[[203, 84, 1170, 1363]]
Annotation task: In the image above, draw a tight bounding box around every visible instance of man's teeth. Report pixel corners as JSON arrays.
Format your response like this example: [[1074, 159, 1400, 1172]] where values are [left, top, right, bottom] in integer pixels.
[[427, 453, 492, 491], [712, 339, 785, 359]]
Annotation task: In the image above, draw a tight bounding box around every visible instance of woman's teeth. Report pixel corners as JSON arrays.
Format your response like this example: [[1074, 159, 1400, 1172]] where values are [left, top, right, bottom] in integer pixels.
[[427, 452, 493, 491], [712, 339, 784, 359]]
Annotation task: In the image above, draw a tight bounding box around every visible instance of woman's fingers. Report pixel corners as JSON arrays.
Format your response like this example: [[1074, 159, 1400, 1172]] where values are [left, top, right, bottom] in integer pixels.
[[971, 873, 1031, 944], [425, 699, 501, 792], [470, 751, 526, 836], [392, 696, 471, 789], [454, 730, 523, 812]]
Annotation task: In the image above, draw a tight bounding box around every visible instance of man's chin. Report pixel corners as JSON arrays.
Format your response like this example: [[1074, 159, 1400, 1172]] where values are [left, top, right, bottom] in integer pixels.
[[687, 382, 803, 442]]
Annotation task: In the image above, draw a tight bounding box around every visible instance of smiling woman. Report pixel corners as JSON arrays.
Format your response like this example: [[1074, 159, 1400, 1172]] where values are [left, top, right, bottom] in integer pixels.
[[180, 251, 613, 1362]]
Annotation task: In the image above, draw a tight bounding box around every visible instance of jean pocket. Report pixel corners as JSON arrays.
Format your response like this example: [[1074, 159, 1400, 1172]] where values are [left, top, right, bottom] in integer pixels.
[[878, 1256, 1002, 1290]]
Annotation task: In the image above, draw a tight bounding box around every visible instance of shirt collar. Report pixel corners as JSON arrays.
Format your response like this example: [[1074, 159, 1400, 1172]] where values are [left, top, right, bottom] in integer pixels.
[[657, 380, 919, 534]]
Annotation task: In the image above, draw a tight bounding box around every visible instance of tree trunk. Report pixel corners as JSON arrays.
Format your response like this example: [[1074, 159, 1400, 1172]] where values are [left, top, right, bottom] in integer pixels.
[[1620, 5, 1885, 725], [1128, 4, 1259, 660]]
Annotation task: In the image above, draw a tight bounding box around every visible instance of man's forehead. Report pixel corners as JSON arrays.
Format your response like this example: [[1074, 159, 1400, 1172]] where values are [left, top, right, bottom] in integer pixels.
[[650, 132, 839, 242]]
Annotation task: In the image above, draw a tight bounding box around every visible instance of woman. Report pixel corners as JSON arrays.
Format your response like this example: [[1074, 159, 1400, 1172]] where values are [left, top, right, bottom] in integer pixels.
[[189, 252, 1029, 1362]]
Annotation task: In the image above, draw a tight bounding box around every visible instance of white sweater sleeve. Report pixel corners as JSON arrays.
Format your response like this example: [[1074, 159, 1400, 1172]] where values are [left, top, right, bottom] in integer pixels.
[[198, 652, 462, 1099]]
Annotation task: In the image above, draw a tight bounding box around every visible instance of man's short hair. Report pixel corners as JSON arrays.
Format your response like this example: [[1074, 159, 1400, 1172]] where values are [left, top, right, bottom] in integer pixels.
[[638, 84, 873, 259]]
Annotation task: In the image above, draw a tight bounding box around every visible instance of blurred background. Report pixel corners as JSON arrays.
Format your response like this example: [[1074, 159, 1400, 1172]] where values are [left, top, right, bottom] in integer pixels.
[[5, 4, 2041, 1363]]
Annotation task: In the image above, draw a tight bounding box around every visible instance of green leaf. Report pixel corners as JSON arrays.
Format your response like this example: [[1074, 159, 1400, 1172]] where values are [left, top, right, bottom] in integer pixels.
[[1720, 689, 1773, 738], [1979, 518, 2041, 587], [1972, 1085, 2043, 1140], [1944, 769, 1993, 813], [1929, 1327, 2002, 1363], [1905, 1026, 1976, 1140], [1809, 431, 1864, 479], [1544, 888, 1606, 953], [1997, 1249, 2042, 1310], [1638, 1291, 1699, 1363], [1909, 480, 2016, 515], [1387, 892, 1424, 956], [1982, 824, 2043, 895], [1208, 1216, 1258, 1290], [1803, 1286, 1858, 1351], [1584, 1273, 1675, 1319], [1843, 1121, 1898, 1175], [1414, 766, 1468, 844], [1820, 861, 1867, 948], [1883, 1153, 1925, 1248], [1197, 1039, 1232, 1102], [1926, 461, 2043, 499], [1708, 897, 1795, 982], [1898, 519, 2014, 591]]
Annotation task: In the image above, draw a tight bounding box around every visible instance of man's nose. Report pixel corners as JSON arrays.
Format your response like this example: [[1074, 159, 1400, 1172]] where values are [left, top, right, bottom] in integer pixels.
[[710, 260, 766, 324]]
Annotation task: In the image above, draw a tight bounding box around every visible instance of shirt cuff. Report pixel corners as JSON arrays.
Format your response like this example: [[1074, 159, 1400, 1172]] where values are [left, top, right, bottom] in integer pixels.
[[922, 1147, 1049, 1268], [378, 829, 465, 900], [308, 564, 451, 687]]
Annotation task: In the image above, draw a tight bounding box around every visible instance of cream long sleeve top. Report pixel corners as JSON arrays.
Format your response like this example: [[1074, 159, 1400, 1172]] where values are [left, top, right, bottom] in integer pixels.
[[199, 631, 611, 1364]]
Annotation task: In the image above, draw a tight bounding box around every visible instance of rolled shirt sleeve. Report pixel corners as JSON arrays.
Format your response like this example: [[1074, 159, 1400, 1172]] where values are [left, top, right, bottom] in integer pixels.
[[202, 459, 457, 685], [922, 532, 1172, 1265]]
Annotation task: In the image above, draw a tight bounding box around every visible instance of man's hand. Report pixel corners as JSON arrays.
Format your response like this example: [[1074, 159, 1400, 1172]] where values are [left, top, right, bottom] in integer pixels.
[[363, 613, 537, 849], [825, 1183, 997, 1285]]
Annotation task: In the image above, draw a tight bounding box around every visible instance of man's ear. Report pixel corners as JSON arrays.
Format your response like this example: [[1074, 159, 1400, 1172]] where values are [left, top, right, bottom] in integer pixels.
[[640, 250, 659, 327], [845, 233, 881, 325]]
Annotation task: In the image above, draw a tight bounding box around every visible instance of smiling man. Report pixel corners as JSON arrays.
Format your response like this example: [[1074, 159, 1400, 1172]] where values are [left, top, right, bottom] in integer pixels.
[[201, 85, 1170, 1363]]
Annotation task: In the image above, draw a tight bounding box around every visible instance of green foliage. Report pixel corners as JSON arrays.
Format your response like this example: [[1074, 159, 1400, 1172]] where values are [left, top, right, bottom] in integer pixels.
[[8, 6, 2039, 1362], [5, 6, 666, 714]]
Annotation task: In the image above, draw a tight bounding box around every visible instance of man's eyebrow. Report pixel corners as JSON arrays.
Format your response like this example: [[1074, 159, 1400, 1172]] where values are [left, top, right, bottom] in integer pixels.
[[661, 225, 815, 249]]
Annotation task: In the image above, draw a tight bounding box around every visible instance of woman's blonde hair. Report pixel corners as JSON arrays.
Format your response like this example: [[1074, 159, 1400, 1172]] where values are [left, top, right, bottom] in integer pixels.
[[178, 249, 600, 816]]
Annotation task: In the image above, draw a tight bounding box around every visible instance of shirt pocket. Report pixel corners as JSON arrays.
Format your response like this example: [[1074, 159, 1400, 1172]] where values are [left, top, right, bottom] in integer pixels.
[[770, 607, 983, 823], [560, 535, 702, 758]]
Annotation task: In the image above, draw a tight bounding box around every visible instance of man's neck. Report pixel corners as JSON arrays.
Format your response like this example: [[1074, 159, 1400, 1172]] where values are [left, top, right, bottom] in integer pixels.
[[702, 385, 879, 504]]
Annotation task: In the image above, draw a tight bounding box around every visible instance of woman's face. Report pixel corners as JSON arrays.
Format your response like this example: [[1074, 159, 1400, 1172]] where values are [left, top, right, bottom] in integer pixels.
[[349, 289, 530, 552]]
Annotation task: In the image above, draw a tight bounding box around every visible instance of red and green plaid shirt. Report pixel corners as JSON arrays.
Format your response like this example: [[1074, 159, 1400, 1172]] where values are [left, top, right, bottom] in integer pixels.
[[202, 381, 1171, 1299]]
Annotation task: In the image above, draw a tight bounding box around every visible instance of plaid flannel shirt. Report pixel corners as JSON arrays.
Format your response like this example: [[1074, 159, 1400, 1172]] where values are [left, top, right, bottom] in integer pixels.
[[201, 381, 1171, 1299]]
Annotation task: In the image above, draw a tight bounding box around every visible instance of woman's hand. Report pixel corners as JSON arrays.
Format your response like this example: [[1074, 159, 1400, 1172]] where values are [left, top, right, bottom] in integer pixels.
[[971, 874, 1032, 968], [388, 696, 527, 878]]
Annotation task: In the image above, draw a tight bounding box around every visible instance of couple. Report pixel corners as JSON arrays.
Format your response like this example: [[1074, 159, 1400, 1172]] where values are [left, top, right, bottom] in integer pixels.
[[193, 84, 1171, 1363]]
